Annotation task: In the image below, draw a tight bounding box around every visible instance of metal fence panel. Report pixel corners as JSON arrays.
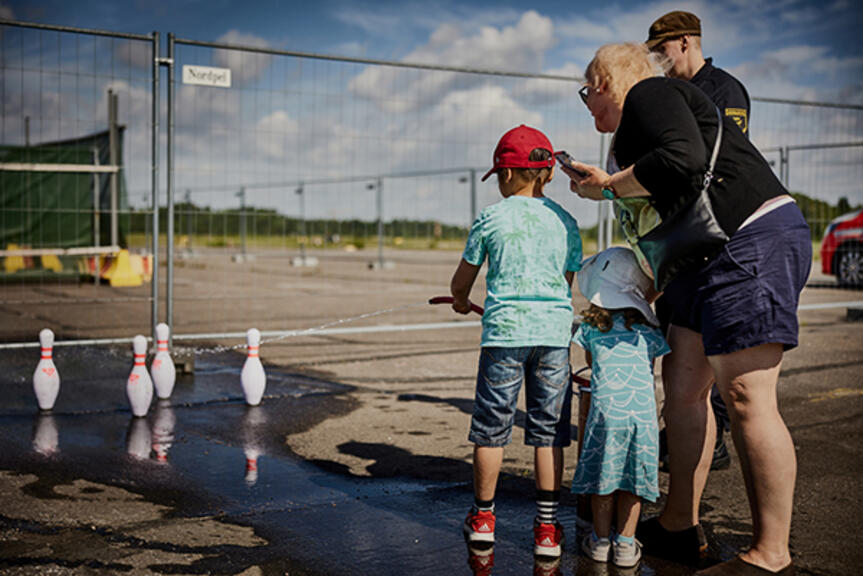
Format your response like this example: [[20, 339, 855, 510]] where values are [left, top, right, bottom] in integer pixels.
[[166, 38, 596, 337], [0, 21, 156, 345]]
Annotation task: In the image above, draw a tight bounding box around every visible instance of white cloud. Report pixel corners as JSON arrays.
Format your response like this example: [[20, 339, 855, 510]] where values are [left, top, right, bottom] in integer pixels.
[[731, 44, 863, 103], [556, 17, 616, 43], [213, 30, 273, 84], [349, 11, 555, 113], [254, 110, 300, 160], [512, 62, 583, 106]]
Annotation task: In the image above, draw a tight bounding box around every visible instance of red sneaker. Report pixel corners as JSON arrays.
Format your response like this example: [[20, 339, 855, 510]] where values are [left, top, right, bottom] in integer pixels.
[[534, 520, 565, 557], [463, 509, 496, 543]]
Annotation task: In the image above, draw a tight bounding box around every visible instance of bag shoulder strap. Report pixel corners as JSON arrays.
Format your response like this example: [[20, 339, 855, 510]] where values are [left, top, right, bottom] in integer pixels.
[[702, 107, 723, 192]]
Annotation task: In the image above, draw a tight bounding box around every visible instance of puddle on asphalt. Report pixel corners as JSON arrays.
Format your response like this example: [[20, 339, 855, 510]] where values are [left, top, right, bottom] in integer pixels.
[[0, 346, 694, 575]]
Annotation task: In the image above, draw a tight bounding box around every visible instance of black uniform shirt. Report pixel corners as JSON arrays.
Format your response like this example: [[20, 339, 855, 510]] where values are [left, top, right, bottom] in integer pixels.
[[690, 57, 750, 137]]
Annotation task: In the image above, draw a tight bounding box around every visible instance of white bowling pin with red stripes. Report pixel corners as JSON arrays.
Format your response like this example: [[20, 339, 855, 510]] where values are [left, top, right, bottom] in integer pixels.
[[33, 328, 60, 411], [151, 323, 176, 399], [127, 335, 154, 417], [240, 328, 266, 406]]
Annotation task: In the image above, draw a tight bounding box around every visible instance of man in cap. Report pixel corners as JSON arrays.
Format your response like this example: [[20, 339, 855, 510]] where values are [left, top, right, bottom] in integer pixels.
[[647, 10, 750, 136]]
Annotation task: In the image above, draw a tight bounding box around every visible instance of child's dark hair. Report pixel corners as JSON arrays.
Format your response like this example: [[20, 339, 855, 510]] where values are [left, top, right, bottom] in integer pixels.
[[580, 304, 649, 332], [511, 148, 552, 183]]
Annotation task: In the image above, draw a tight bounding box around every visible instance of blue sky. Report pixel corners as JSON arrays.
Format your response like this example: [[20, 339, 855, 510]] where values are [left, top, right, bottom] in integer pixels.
[[2, 0, 862, 227], [5, 0, 862, 103]]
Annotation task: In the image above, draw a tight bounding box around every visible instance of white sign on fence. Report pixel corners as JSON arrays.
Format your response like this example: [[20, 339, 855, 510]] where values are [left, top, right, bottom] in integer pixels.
[[182, 65, 231, 88]]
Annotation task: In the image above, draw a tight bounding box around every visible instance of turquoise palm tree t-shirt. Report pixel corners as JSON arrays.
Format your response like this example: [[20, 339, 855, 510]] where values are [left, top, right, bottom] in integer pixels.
[[463, 196, 582, 347]]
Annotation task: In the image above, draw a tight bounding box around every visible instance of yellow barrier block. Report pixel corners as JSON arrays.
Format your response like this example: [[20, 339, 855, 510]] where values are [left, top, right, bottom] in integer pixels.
[[129, 253, 153, 282], [3, 244, 25, 273], [41, 254, 63, 272], [103, 249, 142, 287]]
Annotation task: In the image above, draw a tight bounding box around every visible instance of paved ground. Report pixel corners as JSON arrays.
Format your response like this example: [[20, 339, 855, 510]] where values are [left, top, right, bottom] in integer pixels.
[[0, 248, 861, 575]]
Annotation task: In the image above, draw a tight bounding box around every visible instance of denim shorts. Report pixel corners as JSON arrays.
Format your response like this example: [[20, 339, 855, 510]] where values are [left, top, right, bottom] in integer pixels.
[[468, 346, 572, 447], [664, 202, 812, 356]]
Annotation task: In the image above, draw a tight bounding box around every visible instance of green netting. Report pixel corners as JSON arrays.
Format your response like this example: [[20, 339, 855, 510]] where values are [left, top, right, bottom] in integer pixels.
[[0, 128, 128, 249]]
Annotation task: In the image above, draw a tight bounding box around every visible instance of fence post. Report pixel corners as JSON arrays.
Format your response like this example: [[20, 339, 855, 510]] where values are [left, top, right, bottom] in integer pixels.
[[166, 33, 176, 346], [597, 133, 607, 251], [151, 31, 161, 350], [376, 177, 384, 270], [238, 187, 247, 258], [185, 189, 192, 247], [780, 146, 789, 188], [470, 168, 477, 224], [108, 89, 119, 248], [92, 147, 101, 285], [296, 182, 306, 262]]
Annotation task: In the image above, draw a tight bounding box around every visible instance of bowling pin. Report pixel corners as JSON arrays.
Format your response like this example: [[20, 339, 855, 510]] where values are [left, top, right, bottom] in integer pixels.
[[126, 416, 151, 460], [127, 335, 154, 417], [32, 413, 59, 456], [240, 328, 266, 406], [151, 323, 176, 399], [33, 328, 60, 411], [151, 399, 175, 463]]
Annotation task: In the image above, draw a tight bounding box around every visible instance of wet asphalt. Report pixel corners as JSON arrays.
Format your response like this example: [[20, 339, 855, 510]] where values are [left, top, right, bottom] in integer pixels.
[[0, 344, 712, 576]]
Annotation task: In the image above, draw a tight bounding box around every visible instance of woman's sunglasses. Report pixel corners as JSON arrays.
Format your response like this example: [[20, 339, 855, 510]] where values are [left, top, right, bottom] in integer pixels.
[[579, 85, 591, 105]]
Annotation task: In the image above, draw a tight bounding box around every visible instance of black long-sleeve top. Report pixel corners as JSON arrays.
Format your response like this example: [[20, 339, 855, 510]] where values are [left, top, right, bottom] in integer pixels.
[[613, 77, 785, 235]]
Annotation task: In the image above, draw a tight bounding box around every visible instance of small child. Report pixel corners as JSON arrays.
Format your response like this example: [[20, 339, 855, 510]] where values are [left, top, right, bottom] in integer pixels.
[[451, 125, 583, 559], [571, 246, 670, 568]]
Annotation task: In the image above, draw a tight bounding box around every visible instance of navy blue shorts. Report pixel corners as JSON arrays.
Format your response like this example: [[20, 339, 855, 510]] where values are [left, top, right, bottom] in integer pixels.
[[664, 202, 812, 356]]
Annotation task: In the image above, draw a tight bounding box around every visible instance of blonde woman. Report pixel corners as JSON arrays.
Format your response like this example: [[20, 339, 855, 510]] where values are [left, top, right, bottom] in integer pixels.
[[561, 43, 807, 576]]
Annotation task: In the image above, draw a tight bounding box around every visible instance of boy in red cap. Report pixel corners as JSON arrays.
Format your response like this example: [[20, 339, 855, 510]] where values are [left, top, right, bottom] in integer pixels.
[[450, 125, 583, 558]]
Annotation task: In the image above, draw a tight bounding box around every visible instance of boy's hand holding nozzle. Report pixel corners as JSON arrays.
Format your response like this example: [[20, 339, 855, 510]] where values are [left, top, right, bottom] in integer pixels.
[[451, 298, 474, 315], [428, 296, 484, 315]]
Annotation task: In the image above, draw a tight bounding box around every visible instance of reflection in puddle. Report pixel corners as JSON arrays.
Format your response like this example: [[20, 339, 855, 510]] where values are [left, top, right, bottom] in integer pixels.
[[466, 542, 494, 575], [242, 406, 266, 486], [152, 400, 176, 463], [126, 416, 152, 460], [32, 413, 59, 456]]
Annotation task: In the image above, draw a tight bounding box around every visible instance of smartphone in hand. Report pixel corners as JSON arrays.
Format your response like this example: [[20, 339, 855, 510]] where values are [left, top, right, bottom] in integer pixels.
[[554, 151, 587, 178]]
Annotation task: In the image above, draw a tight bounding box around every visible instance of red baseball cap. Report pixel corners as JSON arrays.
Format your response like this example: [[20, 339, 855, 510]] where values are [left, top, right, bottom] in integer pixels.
[[481, 124, 557, 182]]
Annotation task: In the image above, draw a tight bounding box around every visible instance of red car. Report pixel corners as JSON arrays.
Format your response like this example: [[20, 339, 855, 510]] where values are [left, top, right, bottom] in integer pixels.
[[821, 209, 863, 286]]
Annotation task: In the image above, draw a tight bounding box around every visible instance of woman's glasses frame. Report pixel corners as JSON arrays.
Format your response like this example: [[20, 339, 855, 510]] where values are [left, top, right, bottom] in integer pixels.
[[579, 85, 591, 105]]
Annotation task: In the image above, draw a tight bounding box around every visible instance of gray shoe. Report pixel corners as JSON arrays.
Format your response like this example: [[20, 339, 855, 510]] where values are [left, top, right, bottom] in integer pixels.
[[581, 533, 612, 563], [612, 538, 642, 568]]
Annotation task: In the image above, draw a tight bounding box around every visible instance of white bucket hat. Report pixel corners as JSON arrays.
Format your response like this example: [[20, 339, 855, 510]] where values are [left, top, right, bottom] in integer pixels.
[[578, 246, 659, 326]]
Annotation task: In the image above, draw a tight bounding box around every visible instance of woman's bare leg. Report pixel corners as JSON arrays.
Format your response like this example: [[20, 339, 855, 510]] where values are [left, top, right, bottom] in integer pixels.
[[659, 325, 716, 530], [709, 343, 794, 571]]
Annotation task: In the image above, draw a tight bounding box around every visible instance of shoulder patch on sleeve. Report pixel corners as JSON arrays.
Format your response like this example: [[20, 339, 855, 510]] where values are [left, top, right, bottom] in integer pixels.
[[725, 107, 748, 134]]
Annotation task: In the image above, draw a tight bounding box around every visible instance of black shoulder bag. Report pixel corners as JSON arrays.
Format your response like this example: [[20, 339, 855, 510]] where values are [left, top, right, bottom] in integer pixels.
[[636, 107, 729, 291]]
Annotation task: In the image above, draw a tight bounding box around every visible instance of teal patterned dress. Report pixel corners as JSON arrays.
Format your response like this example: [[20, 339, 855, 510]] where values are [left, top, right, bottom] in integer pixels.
[[571, 315, 670, 501], [462, 195, 582, 347]]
